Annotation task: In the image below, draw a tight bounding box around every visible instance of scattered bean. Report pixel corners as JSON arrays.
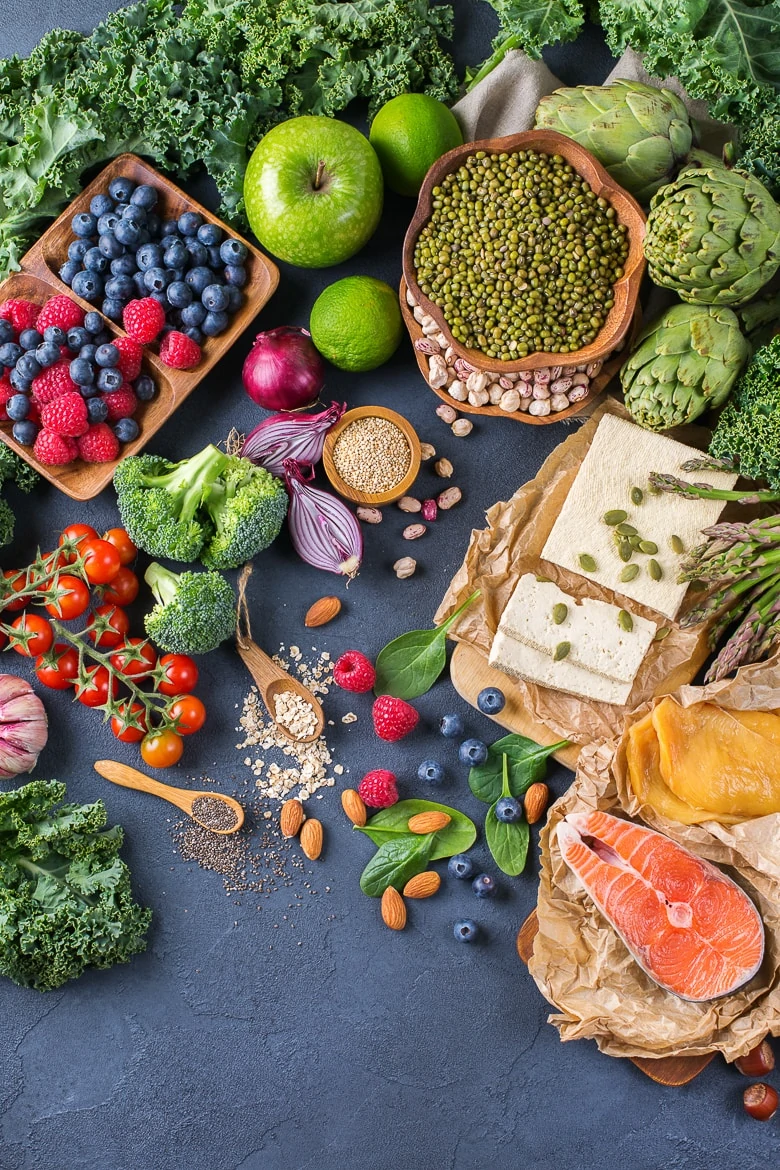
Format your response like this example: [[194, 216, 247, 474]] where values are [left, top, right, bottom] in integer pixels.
[[434, 458, 454, 478], [452, 419, 473, 437], [421, 499, 438, 522], [394, 557, 417, 579], [397, 496, 422, 513], [420, 442, 436, 460], [437, 486, 462, 510], [403, 524, 427, 540], [356, 506, 382, 524], [436, 403, 458, 423]]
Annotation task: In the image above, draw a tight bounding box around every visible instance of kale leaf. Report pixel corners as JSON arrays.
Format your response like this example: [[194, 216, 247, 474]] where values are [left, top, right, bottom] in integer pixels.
[[709, 335, 780, 490]]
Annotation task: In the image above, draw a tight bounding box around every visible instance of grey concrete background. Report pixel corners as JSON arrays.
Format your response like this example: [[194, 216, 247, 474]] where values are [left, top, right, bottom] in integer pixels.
[[0, 3, 776, 1168]]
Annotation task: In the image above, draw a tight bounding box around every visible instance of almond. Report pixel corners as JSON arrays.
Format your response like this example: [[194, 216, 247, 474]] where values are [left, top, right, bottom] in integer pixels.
[[524, 782, 549, 825], [341, 788, 367, 827], [407, 811, 451, 834], [403, 871, 441, 899], [381, 886, 406, 930], [280, 798, 304, 838], [300, 817, 323, 860], [304, 595, 341, 628]]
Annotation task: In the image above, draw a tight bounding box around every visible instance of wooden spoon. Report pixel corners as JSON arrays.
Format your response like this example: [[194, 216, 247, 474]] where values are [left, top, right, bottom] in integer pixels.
[[94, 760, 245, 834], [235, 638, 325, 744]]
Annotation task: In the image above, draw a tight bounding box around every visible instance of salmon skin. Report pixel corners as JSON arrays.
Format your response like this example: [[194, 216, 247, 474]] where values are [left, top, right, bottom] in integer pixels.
[[557, 809, 764, 1002]]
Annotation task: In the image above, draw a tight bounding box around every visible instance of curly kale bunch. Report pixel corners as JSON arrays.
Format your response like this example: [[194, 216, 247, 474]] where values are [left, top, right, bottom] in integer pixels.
[[143, 563, 236, 655], [709, 335, 780, 489], [0, 445, 38, 548]]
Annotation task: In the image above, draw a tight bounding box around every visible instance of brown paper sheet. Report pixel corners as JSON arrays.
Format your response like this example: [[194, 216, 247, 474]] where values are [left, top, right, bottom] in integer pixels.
[[435, 399, 713, 745], [528, 653, 780, 1061]]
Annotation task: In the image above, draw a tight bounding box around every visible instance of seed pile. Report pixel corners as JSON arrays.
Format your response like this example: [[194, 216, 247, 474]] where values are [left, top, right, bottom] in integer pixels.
[[413, 148, 629, 360], [333, 416, 411, 493], [191, 795, 239, 832]]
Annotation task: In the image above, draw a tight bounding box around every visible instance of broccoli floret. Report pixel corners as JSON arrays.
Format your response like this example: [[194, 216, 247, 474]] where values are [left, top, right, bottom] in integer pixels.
[[0, 445, 39, 548], [709, 335, 780, 488], [200, 455, 288, 570], [143, 562, 236, 655]]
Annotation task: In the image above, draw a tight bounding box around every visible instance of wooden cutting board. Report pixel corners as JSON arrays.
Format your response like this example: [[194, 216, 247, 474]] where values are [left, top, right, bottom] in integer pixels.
[[516, 911, 715, 1085]]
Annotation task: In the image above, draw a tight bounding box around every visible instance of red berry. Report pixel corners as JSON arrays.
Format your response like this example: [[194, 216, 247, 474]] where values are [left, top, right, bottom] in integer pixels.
[[36, 295, 84, 333], [77, 423, 120, 463], [159, 329, 201, 370], [40, 392, 89, 437], [333, 650, 376, 693], [111, 336, 143, 381], [358, 770, 399, 809], [104, 385, 137, 421], [0, 375, 13, 421], [33, 429, 78, 466], [31, 360, 78, 405], [0, 298, 39, 333], [372, 695, 420, 742], [123, 298, 165, 343]]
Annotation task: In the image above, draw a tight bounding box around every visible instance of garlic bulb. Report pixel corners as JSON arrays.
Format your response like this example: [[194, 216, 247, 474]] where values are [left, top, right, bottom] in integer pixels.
[[0, 676, 48, 779]]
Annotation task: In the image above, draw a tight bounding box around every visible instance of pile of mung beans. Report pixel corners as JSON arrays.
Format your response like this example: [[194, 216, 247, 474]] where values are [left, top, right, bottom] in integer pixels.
[[413, 149, 630, 361]]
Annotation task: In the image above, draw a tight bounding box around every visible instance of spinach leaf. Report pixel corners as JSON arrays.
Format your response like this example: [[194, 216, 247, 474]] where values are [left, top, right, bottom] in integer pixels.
[[373, 591, 480, 699], [484, 754, 529, 875], [359, 834, 433, 897], [355, 800, 477, 860], [469, 733, 569, 804]]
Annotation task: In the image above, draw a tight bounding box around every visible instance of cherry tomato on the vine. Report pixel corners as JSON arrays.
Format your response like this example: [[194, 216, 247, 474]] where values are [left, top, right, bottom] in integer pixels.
[[167, 694, 206, 735], [2, 570, 29, 613], [87, 603, 131, 649], [80, 538, 121, 585], [10, 613, 53, 657], [44, 573, 91, 621], [156, 654, 199, 696], [111, 701, 148, 743], [34, 643, 79, 690], [58, 523, 99, 564], [100, 567, 139, 608], [140, 728, 184, 768], [110, 637, 157, 678], [103, 527, 137, 566], [76, 665, 118, 708]]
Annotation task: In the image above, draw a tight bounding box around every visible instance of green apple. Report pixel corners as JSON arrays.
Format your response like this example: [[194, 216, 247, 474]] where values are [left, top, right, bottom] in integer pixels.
[[244, 116, 384, 268]]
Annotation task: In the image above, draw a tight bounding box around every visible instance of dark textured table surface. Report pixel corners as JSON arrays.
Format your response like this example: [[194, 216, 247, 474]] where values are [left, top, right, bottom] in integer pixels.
[[0, 3, 775, 1168]]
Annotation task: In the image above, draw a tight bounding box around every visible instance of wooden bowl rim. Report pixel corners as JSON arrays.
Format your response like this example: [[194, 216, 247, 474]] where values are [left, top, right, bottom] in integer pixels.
[[322, 405, 422, 505], [402, 129, 646, 374]]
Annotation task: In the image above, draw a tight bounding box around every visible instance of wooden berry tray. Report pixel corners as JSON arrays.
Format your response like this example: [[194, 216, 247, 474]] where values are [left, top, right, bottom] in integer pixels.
[[0, 153, 279, 500]]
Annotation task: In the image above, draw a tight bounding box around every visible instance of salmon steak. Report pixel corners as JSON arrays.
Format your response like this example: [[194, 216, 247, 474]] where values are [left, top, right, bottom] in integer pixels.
[[557, 809, 765, 1002]]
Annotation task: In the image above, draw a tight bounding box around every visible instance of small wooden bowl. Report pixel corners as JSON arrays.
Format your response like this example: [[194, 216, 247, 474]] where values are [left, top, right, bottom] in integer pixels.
[[0, 153, 279, 500], [322, 406, 421, 506], [402, 129, 646, 376]]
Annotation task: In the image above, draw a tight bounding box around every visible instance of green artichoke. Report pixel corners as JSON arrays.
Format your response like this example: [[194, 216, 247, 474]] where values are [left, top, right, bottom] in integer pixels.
[[644, 154, 780, 305], [621, 303, 749, 431], [534, 80, 696, 205]]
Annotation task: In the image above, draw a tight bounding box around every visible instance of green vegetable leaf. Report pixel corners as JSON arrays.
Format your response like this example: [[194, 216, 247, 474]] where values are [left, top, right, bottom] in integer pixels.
[[355, 799, 477, 860], [469, 734, 568, 804], [485, 801, 530, 875], [374, 590, 479, 699], [466, 0, 584, 88], [359, 833, 433, 896]]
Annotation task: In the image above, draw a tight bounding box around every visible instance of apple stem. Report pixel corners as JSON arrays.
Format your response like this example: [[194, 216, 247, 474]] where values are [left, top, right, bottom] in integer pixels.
[[314, 159, 325, 190]]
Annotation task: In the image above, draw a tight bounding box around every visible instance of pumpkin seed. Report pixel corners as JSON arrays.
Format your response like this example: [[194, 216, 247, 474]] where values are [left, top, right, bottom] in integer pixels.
[[619, 539, 633, 563], [639, 540, 658, 555], [670, 534, 685, 554], [552, 603, 568, 625], [618, 609, 634, 632], [654, 626, 671, 641], [535, 574, 553, 583], [628, 535, 642, 550], [620, 564, 640, 582], [553, 641, 570, 661], [630, 486, 644, 506], [615, 522, 637, 537], [648, 558, 663, 581], [603, 509, 628, 526], [578, 553, 597, 573]]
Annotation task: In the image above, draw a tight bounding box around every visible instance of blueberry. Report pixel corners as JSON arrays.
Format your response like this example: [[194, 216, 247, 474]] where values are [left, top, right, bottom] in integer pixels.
[[207, 245, 223, 269], [83, 247, 109, 274], [6, 394, 29, 421], [97, 367, 123, 392], [201, 283, 228, 313], [417, 759, 445, 784], [108, 177, 136, 203], [145, 213, 161, 238], [185, 266, 212, 296], [98, 232, 123, 260], [202, 310, 228, 337], [104, 275, 135, 303], [69, 358, 94, 387], [183, 326, 204, 345], [86, 396, 108, 423], [163, 240, 188, 270], [167, 280, 193, 309], [472, 873, 496, 899], [111, 254, 137, 276], [84, 311, 104, 336], [35, 341, 62, 368], [130, 184, 157, 210], [19, 329, 42, 351], [150, 291, 168, 308], [160, 219, 179, 237], [477, 687, 506, 715], [97, 211, 120, 235], [68, 239, 91, 262], [90, 192, 114, 218], [136, 243, 162, 271], [440, 713, 464, 739], [93, 329, 113, 347], [143, 266, 169, 293], [78, 381, 100, 399], [15, 354, 41, 380], [12, 420, 38, 446], [95, 343, 120, 368], [114, 417, 140, 443], [225, 285, 245, 313], [101, 298, 124, 323], [220, 238, 247, 265], [133, 373, 156, 401], [454, 919, 479, 943], [224, 264, 247, 288], [9, 368, 32, 393], [495, 796, 522, 823], [196, 222, 222, 246], [72, 270, 104, 302], [72, 211, 97, 238], [178, 211, 203, 236], [459, 738, 488, 766], [181, 301, 207, 327], [67, 327, 90, 352], [184, 240, 208, 267], [79, 344, 98, 363], [448, 854, 475, 880], [136, 229, 151, 247], [0, 320, 15, 344], [114, 203, 129, 217], [58, 260, 81, 287], [0, 342, 22, 366], [121, 203, 146, 226], [132, 272, 148, 297], [114, 218, 142, 248]]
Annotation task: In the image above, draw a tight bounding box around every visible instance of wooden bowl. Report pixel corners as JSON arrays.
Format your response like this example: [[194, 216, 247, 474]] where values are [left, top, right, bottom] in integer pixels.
[[401, 276, 641, 426], [402, 129, 646, 376], [0, 153, 279, 500], [322, 406, 421, 506]]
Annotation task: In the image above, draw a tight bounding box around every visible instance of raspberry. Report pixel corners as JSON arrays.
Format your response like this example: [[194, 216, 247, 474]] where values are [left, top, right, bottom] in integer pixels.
[[77, 423, 120, 463], [372, 695, 420, 742], [111, 336, 143, 381], [0, 298, 39, 334], [333, 650, 376, 693], [36, 295, 84, 333], [358, 770, 399, 809], [103, 386, 137, 422], [33, 429, 78, 466], [159, 329, 201, 370], [31, 360, 78, 405], [123, 298, 165, 343], [0, 375, 13, 420], [40, 392, 89, 438]]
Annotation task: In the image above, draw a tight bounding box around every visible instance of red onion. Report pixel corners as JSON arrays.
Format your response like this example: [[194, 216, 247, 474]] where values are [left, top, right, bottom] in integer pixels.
[[242, 326, 326, 412], [283, 460, 362, 579], [242, 401, 345, 477]]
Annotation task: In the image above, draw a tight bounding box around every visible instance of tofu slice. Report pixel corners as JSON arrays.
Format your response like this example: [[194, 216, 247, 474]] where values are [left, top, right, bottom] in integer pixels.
[[489, 629, 633, 706]]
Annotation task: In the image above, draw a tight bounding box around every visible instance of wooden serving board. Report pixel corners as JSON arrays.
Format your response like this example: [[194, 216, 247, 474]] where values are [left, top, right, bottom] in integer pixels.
[[516, 911, 715, 1086]]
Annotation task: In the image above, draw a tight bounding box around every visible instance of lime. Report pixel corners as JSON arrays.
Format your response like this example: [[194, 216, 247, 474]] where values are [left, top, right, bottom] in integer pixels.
[[310, 277, 403, 372], [369, 94, 463, 198]]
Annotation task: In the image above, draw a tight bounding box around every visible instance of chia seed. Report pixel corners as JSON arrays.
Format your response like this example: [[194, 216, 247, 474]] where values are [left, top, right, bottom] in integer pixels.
[[191, 795, 239, 832]]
